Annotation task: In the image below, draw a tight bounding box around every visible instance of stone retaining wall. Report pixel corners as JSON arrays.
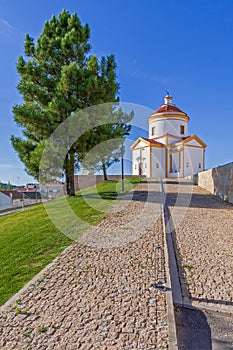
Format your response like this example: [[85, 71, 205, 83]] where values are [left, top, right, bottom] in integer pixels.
[[191, 162, 233, 204]]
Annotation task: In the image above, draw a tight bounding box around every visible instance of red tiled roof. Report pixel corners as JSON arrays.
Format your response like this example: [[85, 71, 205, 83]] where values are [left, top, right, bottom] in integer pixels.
[[141, 137, 164, 146], [17, 188, 38, 192], [0, 190, 23, 199], [153, 104, 187, 115]]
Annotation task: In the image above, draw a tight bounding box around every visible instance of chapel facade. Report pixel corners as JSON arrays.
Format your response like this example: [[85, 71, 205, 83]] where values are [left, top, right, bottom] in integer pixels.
[[131, 94, 207, 178]]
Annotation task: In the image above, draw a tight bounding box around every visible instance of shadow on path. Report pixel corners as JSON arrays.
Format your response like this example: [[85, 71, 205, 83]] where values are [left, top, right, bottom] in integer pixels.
[[175, 305, 212, 350], [203, 309, 233, 350]]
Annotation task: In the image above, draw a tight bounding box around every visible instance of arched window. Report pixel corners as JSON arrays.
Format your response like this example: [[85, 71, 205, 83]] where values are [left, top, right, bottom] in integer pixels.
[[152, 126, 155, 136]]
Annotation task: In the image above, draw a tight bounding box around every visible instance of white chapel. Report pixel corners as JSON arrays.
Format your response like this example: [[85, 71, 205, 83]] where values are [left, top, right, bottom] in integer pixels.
[[131, 94, 207, 178]]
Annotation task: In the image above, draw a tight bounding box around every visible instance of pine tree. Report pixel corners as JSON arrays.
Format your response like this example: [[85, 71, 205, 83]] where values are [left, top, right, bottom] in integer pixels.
[[11, 10, 120, 195]]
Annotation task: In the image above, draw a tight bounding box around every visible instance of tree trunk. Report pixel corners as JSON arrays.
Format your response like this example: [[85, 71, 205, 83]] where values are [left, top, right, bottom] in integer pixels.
[[65, 168, 70, 195], [102, 161, 108, 181], [69, 173, 75, 196], [69, 149, 75, 196], [65, 150, 75, 196], [65, 155, 70, 195]]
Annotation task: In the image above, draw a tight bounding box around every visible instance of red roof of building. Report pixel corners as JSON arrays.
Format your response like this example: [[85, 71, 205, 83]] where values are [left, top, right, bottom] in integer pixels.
[[0, 190, 23, 199], [153, 104, 187, 115], [17, 188, 38, 192], [141, 137, 164, 146]]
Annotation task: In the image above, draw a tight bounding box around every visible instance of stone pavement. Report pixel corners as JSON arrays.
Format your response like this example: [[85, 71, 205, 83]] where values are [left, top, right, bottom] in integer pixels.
[[165, 179, 233, 349], [165, 180, 233, 308], [0, 181, 169, 350]]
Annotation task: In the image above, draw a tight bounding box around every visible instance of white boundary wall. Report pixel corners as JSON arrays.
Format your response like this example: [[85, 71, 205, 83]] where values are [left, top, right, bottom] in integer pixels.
[[0, 192, 11, 210], [191, 162, 233, 204]]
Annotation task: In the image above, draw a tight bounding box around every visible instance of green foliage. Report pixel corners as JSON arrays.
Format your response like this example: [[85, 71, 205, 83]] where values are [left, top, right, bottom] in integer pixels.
[[7, 181, 12, 190], [39, 327, 47, 333], [23, 332, 31, 337], [12, 10, 121, 195], [79, 107, 134, 179]]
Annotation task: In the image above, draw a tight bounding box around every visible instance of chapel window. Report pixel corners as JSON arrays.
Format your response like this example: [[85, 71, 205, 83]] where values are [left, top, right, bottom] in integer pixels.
[[152, 126, 155, 135], [180, 125, 185, 135]]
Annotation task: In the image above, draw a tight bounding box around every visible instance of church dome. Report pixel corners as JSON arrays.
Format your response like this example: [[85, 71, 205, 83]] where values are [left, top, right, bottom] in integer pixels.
[[148, 94, 190, 139], [154, 103, 186, 114], [149, 94, 189, 120]]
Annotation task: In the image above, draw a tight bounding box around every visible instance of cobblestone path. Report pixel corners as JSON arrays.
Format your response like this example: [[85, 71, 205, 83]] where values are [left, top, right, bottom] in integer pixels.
[[165, 180, 233, 307], [0, 181, 169, 349]]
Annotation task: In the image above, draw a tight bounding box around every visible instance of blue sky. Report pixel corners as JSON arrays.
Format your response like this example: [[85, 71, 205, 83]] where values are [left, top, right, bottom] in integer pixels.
[[0, 0, 233, 184]]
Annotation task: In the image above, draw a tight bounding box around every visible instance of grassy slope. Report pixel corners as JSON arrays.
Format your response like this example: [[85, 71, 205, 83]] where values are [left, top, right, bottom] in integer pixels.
[[0, 178, 141, 306]]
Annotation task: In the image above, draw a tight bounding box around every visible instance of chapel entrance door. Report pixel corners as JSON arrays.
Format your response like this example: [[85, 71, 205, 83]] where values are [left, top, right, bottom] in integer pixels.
[[139, 163, 143, 176]]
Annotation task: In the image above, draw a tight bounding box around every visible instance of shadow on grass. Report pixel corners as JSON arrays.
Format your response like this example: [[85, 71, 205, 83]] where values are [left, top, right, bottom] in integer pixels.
[[82, 191, 119, 201]]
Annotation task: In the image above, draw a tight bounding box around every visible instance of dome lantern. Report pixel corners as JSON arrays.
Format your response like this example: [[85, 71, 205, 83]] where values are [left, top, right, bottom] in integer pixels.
[[164, 93, 173, 105]]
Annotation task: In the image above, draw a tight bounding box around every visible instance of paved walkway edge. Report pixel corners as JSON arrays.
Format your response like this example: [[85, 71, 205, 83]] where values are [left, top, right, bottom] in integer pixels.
[[161, 180, 179, 350], [162, 179, 233, 317], [0, 244, 74, 312]]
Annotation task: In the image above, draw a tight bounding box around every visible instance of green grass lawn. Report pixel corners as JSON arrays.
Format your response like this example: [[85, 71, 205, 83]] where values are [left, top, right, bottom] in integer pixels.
[[0, 178, 141, 306]]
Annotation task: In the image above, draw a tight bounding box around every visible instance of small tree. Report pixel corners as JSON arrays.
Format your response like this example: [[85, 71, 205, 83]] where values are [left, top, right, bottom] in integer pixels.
[[7, 181, 12, 190], [11, 10, 120, 196], [80, 107, 134, 180]]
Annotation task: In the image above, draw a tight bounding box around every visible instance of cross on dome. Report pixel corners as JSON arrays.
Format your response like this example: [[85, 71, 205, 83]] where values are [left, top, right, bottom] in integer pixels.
[[164, 92, 173, 105]]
